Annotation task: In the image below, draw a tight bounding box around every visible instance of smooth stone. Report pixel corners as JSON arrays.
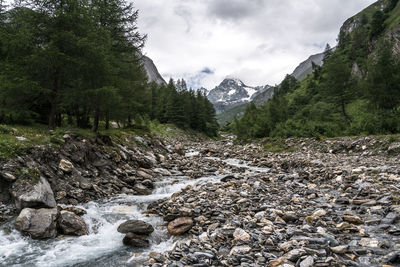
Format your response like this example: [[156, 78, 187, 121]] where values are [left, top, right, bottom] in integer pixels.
[[117, 220, 154, 235], [167, 217, 193, 235]]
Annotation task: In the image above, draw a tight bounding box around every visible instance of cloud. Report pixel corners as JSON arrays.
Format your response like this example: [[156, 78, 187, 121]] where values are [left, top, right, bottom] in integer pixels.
[[135, 0, 376, 89], [207, 0, 265, 21]]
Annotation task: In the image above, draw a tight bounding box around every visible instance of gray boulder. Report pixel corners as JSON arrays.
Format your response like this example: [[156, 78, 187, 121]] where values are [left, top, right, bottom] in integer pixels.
[[58, 211, 88, 236], [117, 220, 154, 235], [122, 232, 150, 247], [11, 176, 56, 210], [14, 208, 58, 239]]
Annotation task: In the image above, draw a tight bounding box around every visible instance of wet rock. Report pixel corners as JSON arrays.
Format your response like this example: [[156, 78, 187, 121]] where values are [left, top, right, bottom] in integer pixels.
[[133, 184, 152, 195], [123, 232, 150, 248], [57, 211, 88, 236], [59, 206, 87, 216], [14, 208, 58, 239], [167, 217, 193, 235], [11, 176, 56, 210], [117, 220, 154, 235], [59, 159, 74, 173]]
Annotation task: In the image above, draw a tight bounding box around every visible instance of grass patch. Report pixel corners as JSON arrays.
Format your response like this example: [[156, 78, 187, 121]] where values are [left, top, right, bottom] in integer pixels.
[[15, 167, 41, 185], [263, 138, 295, 153]]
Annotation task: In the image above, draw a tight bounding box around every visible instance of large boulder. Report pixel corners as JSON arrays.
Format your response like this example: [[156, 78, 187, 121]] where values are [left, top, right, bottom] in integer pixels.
[[57, 211, 88, 236], [122, 233, 150, 247], [14, 208, 58, 239], [117, 220, 154, 235], [167, 217, 193, 235], [10, 176, 56, 210]]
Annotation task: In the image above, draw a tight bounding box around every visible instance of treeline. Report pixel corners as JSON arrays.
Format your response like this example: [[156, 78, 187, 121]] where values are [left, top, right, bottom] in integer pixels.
[[0, 1, 218, 136], [232, 1, 400, 139], [150, 80, 218, 137]]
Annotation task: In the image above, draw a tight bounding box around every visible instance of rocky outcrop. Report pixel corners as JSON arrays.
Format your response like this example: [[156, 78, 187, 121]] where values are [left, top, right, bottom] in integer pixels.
[[291, 51, 325, 81], [10, 176, 56, 211], [14, 208, 58, 239], [141, 55, 166, 85], [57, 210, 88, 236]]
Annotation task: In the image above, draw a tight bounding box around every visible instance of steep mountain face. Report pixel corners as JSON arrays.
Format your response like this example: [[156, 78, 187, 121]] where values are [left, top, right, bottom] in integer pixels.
[[207, 78, 271, 114], [291, 52, 324, 81], [141, 55, 166, 85]]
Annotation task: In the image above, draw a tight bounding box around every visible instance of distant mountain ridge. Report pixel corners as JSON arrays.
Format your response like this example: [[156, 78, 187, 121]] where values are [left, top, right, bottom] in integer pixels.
[[206, 78, 271, 114]]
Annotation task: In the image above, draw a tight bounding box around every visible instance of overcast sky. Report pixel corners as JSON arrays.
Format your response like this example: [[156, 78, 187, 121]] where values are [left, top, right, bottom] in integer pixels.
[[135, 0, 376, 89]]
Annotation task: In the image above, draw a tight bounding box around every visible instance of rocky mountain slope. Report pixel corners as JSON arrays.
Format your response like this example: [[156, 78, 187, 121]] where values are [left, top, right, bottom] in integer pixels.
[[291, 52, 324, 81], [141, 55, 166, 85], [207, 78, 271, 114]]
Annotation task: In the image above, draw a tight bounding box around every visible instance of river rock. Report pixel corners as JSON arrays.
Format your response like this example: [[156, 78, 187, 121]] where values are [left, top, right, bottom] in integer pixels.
[[167, 217, 193, 235], [173, 144, 185, 156], [233, 228, 251, 242], [117, 220, 154, 235], [14, 208, 58, 239], [57, 211, 88, 236], [123, 232, 150, 247], [300, 256, 314, 267], [0, 172, 16, 182], [59, 159, 74, 173], [133, 184, 152, 195], [11, 176, 56, 210], [343, 215, 363, 225]]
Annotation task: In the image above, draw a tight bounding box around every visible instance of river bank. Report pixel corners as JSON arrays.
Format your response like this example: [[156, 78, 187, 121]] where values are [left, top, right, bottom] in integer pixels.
[[1, 130, 400, 266]]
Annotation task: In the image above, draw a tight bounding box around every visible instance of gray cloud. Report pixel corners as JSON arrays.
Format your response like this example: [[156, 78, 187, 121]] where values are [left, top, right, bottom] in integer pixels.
[[207, 0, 265, 21], [135, 0, 376, 89]]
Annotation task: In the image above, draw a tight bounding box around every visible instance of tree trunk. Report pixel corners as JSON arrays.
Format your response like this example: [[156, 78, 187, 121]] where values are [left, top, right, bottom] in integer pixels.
[[48, 70, 60, 130], [341, 98, 351, 122], [92, 108, 100, 132], [48, 89, 57, 130], [105, 111, 110, 130]]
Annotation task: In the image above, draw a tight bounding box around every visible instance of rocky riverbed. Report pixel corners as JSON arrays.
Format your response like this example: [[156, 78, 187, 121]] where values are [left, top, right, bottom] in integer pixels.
[[145, 135, 400, 267], [1, 132, 400, 266]]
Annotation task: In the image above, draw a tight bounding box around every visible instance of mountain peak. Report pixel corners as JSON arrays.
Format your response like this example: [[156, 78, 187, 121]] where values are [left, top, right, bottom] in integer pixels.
[[207, 77, 270, 114]]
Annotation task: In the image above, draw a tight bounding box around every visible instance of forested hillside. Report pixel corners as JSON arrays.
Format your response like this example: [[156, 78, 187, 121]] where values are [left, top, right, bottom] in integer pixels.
[[231, 0, 400, 139], [0, 0, 218, 136]]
